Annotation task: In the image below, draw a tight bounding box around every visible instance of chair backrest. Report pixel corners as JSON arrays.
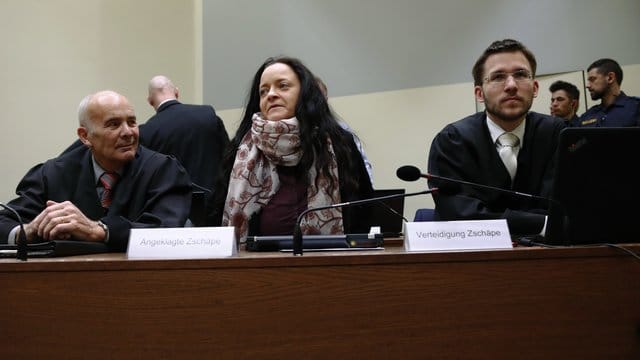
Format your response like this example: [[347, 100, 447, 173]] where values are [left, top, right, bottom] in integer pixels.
[[413, 208, 435, 222], [189, 190, 206, 226]]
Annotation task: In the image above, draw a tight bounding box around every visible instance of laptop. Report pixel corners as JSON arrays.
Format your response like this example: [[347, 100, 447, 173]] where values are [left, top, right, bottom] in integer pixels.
[[367, 189, 406, 237], [544, 127, 640, 245]]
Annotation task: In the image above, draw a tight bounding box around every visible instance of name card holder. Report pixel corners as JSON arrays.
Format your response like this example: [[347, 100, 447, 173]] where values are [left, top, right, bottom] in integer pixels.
[[404, 220, 512, 252], [127, 227, 236, 259]]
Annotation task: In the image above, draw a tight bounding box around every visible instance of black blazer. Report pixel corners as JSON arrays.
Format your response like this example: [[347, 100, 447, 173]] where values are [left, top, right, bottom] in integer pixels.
[[428, 111, 566, 235], [140, 100, 230, 193], [0, 145, 192, 251]]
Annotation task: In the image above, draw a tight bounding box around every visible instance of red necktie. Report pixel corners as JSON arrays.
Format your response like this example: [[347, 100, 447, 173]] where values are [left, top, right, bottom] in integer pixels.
[[99, 172, 119, 208]]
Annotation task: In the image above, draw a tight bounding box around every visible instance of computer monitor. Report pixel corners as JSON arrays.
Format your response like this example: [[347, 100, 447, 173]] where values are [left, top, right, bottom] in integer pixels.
[[545, 127, 640, 245], [368, 189, 406, 237]]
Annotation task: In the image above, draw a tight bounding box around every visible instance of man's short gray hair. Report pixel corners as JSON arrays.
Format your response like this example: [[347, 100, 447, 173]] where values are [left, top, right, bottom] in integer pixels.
[[77, 93, 94, 129]]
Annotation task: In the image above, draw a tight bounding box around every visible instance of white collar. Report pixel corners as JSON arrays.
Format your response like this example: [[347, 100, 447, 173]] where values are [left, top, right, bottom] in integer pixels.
[[486, 113, 526, 147]]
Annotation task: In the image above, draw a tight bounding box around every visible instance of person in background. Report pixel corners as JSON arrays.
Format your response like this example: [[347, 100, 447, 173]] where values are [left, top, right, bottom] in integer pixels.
[[428, 39, 565, 236], [143, 76, 230, 225], [212, 56, 373, 242], [577, 58, 640, 127], [0, 90, 192, 251], [549, 80, 580, 126], [315, 76, 374, 185]]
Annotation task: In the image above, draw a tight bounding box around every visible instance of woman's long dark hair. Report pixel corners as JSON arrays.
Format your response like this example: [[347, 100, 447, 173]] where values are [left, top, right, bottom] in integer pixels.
[[211, 56, 362, 224]]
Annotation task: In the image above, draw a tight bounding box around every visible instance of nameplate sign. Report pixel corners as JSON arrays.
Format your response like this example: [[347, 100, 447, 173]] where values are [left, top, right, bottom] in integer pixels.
[[127, 227, 236, 259], [404, 220, 512, 252]]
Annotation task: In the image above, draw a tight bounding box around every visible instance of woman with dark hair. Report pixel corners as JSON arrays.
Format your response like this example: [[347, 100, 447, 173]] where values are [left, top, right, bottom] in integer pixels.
[[212, 56, 373, 242]]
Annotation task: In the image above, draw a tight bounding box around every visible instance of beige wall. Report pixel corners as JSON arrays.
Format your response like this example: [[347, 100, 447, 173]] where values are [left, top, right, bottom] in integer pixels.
[[0, 0, 201, 203]]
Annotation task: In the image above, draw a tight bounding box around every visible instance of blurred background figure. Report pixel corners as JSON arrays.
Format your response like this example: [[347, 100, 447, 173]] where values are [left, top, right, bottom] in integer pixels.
[[316, 76, 374, 184], [549, 80, 579, 126], [578, 58, 640, 127], [143, 75, 230, 195]]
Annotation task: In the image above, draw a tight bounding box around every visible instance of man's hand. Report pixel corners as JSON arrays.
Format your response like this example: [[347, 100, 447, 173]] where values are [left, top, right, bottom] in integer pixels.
[[24, 200, 106, 242]]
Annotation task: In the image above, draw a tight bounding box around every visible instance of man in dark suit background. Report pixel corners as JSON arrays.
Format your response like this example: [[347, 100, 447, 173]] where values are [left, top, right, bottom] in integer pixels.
[[142, 75, 230, 197], [0, 90, 192, 251], [428, 39, 565, 236]]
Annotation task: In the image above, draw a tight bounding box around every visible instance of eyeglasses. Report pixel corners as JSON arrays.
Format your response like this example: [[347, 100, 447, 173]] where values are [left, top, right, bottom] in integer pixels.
[[483, 70, 533, 85]]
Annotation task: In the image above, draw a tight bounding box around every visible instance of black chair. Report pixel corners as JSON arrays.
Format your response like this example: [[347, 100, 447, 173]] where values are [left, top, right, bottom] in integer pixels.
[[413, 208, 435, 222]]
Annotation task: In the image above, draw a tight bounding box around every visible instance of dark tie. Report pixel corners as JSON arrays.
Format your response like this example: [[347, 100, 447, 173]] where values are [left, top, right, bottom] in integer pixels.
[[99, 172, 119, 208]]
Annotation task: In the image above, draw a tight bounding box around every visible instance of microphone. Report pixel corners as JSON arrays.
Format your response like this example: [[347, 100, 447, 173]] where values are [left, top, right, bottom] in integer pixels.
[[396, 165, 546, 201], [292, 188, 438, 255], [0, 202, 28, 261]]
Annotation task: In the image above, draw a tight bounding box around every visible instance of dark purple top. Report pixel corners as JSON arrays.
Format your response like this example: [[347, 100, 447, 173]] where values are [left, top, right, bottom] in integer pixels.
[[258, 166, 308, 235]]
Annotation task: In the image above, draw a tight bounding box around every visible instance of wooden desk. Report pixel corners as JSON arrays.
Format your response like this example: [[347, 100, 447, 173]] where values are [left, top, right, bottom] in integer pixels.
[[1, 245, 639, 358]]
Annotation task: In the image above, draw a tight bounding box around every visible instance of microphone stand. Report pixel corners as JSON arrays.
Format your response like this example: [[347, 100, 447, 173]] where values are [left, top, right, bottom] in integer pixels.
[[292, 188, 438, 256], [0, 203, 28, 261], [426, 173, 541, 200]]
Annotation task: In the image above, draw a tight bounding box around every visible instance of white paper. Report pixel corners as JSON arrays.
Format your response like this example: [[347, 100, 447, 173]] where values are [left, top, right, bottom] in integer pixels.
[[404, 219, 513, 252], [127, 226, 236, 259]]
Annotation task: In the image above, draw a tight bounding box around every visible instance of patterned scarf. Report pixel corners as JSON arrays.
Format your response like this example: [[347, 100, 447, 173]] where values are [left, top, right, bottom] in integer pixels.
[[223, 114, 343, 242]]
